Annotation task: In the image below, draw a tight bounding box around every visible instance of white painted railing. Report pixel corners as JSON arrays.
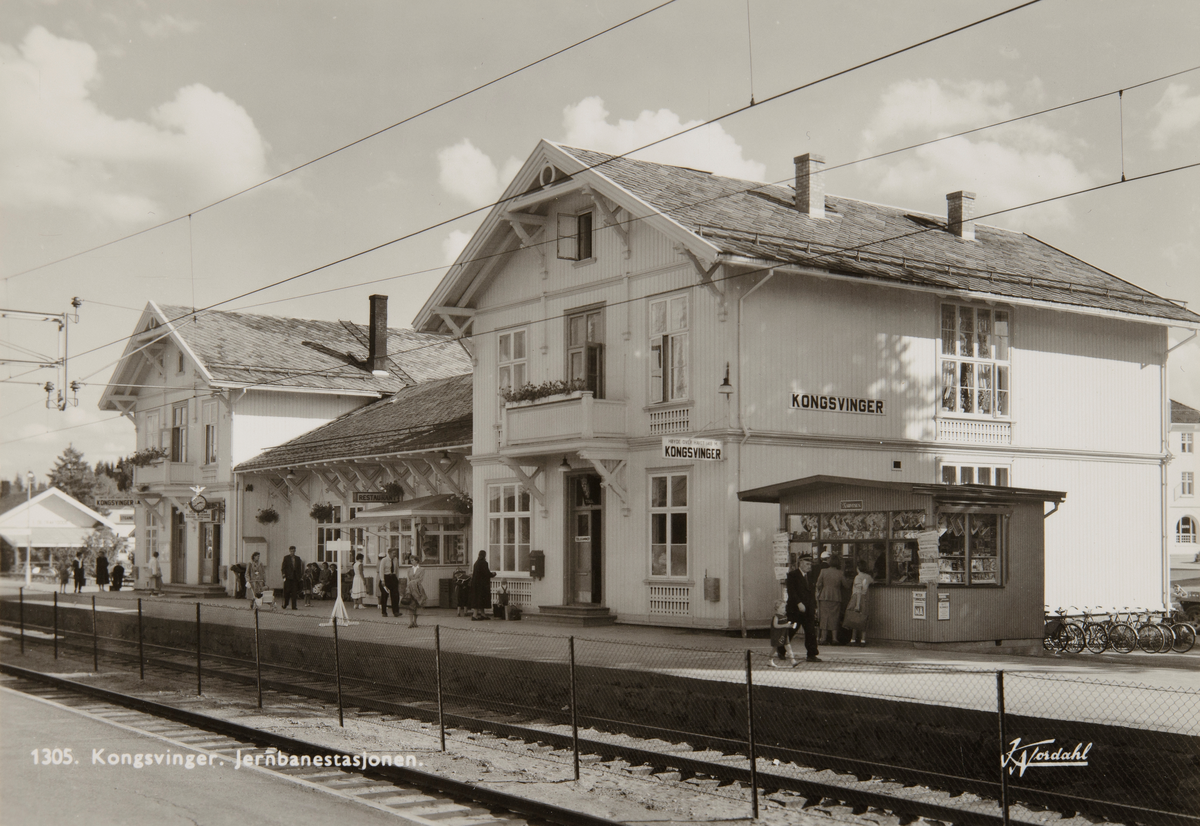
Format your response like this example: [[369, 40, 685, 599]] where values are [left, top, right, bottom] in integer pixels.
[[936, 418, 1012, 445]]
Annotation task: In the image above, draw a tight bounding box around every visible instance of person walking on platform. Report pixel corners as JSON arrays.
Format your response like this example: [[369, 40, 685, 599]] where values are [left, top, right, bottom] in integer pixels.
[[148, 551, 162, 596], [110, 560, 125, 592], [378, 548, 400, 617], [351, 554, 367, 609], [281, 546, 303, 610], [95, 552, 109, 592], [469, 550, 495, 620], [57, 559, 70, 593], [403, 554, 426, 627], [72, 552, 86, 593], [786, 556, 821, 662], [816, 557, 845, 645]]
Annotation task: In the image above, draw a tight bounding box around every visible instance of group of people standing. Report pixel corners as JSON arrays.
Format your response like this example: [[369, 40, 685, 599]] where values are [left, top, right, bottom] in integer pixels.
[[771, 553, 874, 667], [56, 551, 126, 594]]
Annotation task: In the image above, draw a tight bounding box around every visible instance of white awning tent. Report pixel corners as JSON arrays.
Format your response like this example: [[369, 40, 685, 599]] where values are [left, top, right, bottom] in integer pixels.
[[347, 494, 466, 526]]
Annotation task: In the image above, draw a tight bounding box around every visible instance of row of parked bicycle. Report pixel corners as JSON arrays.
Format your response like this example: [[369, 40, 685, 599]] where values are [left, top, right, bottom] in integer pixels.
[[1042, 606, 1196, 654]]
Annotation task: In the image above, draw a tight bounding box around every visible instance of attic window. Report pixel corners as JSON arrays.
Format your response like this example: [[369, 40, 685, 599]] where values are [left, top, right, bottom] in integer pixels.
[[557, 212, 593, 261]]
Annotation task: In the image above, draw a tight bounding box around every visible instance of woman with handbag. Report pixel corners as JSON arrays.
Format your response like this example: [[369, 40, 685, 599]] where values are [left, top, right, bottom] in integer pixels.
[[246, 551, 266, 609], [843, 562, 874, 645], [403, 555, 426, 627]]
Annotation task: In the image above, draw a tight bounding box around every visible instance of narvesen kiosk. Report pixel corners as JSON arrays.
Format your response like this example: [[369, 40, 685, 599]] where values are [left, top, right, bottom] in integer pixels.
[[738, 476, 1065, 652]]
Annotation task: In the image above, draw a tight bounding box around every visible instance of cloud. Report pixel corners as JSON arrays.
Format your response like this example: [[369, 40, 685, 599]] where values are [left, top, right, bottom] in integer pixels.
[[0, 26, 268, 223], [1150, 83, 1200, 150], [859, 79, 1094, 229], [436, 138, 520, 208], [442, 229, 471, 265], [562, 96, 765, 181], [141, 15, 200, 38]]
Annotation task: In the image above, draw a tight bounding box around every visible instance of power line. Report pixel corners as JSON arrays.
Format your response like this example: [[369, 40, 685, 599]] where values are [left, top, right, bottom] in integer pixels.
[[2, 0, 681, 282]]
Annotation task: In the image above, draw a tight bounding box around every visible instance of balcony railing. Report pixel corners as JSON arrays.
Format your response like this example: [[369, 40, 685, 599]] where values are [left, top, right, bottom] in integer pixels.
[[936, 418, 1012, 445], [133, 460, 200, 487], [503, 391, 626, 448]]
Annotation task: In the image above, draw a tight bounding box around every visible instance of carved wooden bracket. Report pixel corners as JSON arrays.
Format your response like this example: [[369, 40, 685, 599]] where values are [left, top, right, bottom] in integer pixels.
[[578, 451, 628, 513]]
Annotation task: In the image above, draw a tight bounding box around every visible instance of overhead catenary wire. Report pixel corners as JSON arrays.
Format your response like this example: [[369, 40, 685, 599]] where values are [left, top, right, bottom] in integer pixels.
[[1, 0, 682, 283]]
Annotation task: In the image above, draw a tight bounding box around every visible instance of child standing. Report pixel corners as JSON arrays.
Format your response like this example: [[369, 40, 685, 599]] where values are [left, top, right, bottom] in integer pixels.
[[769, 599, 798, 667]]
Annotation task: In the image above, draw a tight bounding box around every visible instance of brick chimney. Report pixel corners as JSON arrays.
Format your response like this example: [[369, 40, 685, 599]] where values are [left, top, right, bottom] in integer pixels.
[[794, 153, 826, 218], [947, 191, 976, 241], [368, 294, 388, 376]]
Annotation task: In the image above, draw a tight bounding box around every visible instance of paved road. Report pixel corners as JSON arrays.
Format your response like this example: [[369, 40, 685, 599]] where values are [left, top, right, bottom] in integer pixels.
[[0, 688, 408, 826]]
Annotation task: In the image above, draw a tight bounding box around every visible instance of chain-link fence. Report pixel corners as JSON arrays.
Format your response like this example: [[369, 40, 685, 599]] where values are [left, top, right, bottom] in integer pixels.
[[3, 588, 1198, 823]]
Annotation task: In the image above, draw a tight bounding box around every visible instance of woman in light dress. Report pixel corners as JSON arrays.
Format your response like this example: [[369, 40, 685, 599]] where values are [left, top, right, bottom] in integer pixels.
[[246, 551, 266, 608], [404, 555, 426, 628], [351, 553, 367, 609]]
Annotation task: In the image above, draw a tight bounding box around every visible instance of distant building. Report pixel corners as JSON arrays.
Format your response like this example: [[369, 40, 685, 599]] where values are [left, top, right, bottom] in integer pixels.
[[1170, 399, 1200, 563], [98, 296, 470, 592], [0, 487, 120, 574], [414, 141, 1200, 632]]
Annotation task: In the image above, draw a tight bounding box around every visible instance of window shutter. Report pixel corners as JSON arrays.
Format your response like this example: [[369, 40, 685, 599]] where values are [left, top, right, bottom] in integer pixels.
[[586, 343, 604, 398], [557, 214, 578, 260]]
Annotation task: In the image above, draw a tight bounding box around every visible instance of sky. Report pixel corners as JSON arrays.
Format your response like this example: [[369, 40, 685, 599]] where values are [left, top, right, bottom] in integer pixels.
[[2, 0, 1198, 482]]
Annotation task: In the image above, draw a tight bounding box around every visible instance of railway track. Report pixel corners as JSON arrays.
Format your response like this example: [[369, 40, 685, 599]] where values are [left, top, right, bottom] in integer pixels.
[[5, 624, 1197, 826]]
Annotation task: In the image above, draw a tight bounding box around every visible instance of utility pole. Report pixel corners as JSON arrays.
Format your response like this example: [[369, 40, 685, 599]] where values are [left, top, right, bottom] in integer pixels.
[[0, 298, 83, 410]]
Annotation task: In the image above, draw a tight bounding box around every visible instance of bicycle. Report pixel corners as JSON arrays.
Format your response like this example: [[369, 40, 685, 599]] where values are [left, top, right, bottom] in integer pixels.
[[1079, 606, 1109, 654], [1043, 606, 1084, 654], [1132, 609, 1166, 654], [1104, 608, 1138, 654], [1161, 608, 1195, 654]]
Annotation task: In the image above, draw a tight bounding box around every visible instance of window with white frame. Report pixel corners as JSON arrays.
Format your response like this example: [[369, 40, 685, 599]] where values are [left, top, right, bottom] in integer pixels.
[[649, 294, 689, 404], [170, 402, 188, 462], [1183, 432, 1194, 453], [1178, 516, 1197, 543], [557, 212, 593, 261], [941, 463, 1010, 487], [145, 411, 161, 450], [144, 509, 160, 561], [940, 304, 1010, 418], [935, 510, 1004, 586], [567, 308, 604, 398], [1184, 472, 1195, 497], [202, 401, 218, 465], [498, 329, 527, 399], [316, 506, 343, 564], [650, 473, 688, 577], [488, 484, 531, 573]]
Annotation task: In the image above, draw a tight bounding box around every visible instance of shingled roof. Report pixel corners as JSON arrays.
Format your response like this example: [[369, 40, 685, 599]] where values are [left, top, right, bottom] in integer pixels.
[[1172, 399, 1200, 424], [235, 373, 473, 472], [547, 145, 1198, 326], [153, 302, 470, 394]]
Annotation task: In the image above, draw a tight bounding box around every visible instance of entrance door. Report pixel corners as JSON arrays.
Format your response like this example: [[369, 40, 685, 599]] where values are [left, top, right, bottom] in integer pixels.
[[569, 474, 603, 604], [200, 522, 222, 584], [171, 507, 186, 583]]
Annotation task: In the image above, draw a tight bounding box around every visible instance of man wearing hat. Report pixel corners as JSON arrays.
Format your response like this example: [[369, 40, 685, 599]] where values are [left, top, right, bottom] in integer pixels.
[[785, 555, 821, 662]]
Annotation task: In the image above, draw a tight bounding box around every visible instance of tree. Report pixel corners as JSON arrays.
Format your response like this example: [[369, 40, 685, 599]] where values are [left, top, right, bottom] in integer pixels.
[[48, 444, 97, 509]]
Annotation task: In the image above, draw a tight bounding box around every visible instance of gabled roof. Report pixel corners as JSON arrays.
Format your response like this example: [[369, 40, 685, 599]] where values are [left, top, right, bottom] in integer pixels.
[[1172, 399, 1200, 424], [101, 301, 471, 410], [0, 488, 118, 548], [416, 141, 1199, 330], [234, 373, 473, 472]]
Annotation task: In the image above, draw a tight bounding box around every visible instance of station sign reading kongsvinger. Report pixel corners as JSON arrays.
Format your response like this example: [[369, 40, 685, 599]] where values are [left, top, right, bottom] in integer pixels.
[[790, 392, 885, 415], [662, 437, 724, 461]]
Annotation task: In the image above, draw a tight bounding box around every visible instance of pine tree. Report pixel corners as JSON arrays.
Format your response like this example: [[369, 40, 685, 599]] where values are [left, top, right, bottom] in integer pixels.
[[49, 444, 97, 508]]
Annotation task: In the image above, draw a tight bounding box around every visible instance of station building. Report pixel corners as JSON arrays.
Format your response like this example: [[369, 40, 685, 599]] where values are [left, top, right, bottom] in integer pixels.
[[410, 141, 1200, 633]]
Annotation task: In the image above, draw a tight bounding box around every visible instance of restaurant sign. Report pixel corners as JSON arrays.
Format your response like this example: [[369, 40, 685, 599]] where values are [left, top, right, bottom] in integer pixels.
[[790, 393, 885, 415], [353, 491, 402, 504], [662, 437, 723, 461]]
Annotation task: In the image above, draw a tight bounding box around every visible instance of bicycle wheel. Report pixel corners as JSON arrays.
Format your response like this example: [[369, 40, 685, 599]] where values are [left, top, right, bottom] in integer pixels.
[[1061, 622, 1085, 654], [1108, 623, 1136, 654], [1137, 623, 1164, 653], [1171, 622, 1196, 654], [1154, 623, 1175, 653], [1083, 623, 1109, 653]]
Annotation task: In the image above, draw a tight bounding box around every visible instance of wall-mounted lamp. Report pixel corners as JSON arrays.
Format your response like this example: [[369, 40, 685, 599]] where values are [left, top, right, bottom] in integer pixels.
[[559, 455, 571, 472], [286, 468, 296, 480], [439, 450, 452, 466], [718, 362, 734, 395]]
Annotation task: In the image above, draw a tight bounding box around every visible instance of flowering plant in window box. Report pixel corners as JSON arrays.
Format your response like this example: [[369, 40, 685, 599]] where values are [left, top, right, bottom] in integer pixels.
[[256, 507, 279, 525], [501, 378, 587, 405], [128, 447, 169, 467], [447, 493, 473, 515], [309, 502, 336, 521]]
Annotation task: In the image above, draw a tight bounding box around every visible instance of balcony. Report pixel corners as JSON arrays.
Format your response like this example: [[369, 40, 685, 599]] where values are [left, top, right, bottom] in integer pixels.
[[503, 392, 626, 448], [133, 460, 201, 488]]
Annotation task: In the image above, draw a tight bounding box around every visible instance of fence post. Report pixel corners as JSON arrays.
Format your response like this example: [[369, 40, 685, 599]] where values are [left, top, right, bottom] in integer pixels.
[[254, 608, 263, 709], [19, 587, 24, 655], [997, 670, 1010, 825], [332, 617, 344, 727], [435, 625, 445, 751], [53, 591, 59, 660], [92, 596, 99, 672], [137, 598, 144, 680], [746, 649, 759, 820], [569, 636, 579, 781], [196, 602, 202, 696]]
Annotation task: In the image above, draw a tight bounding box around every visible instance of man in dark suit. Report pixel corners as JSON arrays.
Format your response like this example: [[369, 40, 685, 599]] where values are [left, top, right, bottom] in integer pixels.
[[786, 555, 821, 662], [281, 546, 304, 610]]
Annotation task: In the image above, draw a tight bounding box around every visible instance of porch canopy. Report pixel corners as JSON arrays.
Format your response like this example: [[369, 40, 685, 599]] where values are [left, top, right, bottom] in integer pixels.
[[347, 494, 466, 526], [0, 526, 95, 547]]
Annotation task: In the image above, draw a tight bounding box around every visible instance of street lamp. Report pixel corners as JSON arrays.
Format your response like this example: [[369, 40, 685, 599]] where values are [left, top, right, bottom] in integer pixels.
[[25, 471, 34, 587]]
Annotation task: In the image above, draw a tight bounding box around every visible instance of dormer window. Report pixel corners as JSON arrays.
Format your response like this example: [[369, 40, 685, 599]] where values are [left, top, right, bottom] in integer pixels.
[[557, 212, 593, 261]]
